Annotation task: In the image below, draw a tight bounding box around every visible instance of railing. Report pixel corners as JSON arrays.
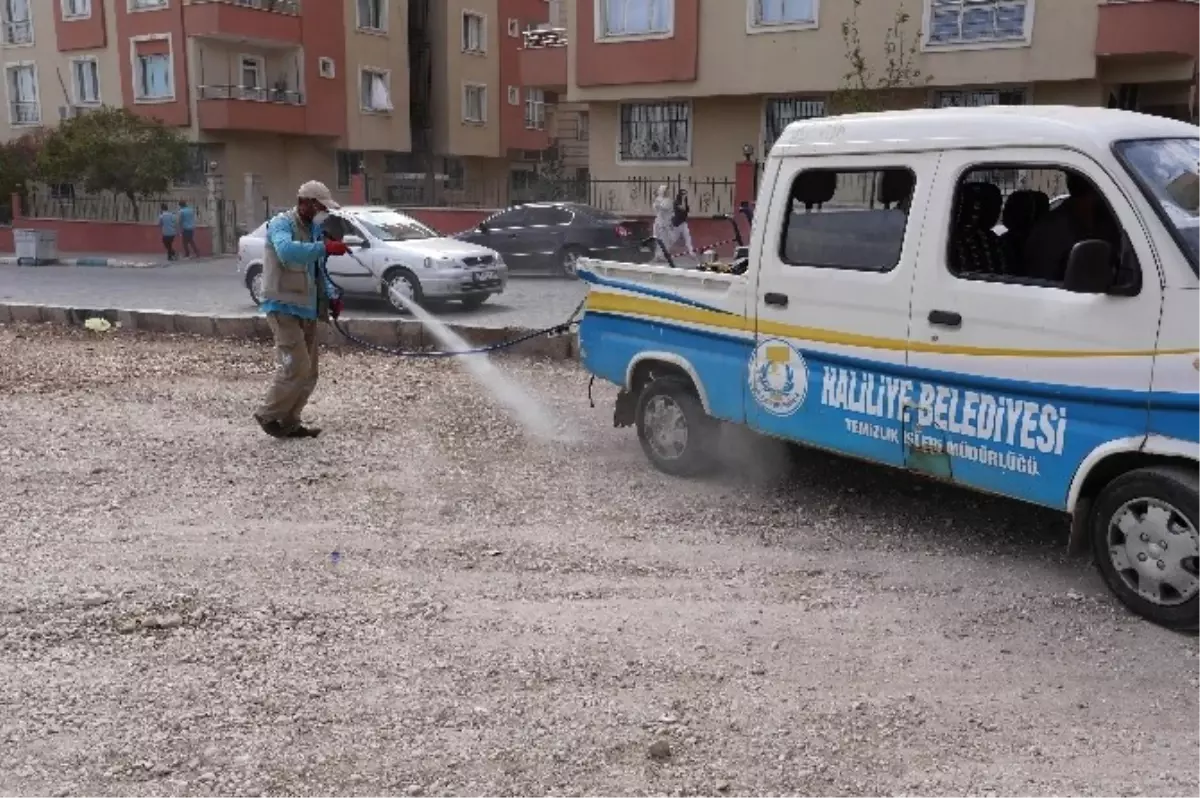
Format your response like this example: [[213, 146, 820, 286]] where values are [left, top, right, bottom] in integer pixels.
[[522, 27, 567, 49], [184, 0, 301, 13], [9, 102, 38, 125], [2, 19, 32, 45], [198, 84, 304, 105], [23, 190, 214, 224], [376, 175, 739, 215]]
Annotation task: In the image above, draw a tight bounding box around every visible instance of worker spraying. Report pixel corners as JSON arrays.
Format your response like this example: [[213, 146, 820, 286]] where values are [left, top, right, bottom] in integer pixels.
[[253, 180, 348, 440]]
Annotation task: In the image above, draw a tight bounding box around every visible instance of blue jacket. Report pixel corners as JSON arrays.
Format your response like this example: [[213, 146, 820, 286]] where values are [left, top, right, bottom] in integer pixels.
[[260, 213, 340, 320]]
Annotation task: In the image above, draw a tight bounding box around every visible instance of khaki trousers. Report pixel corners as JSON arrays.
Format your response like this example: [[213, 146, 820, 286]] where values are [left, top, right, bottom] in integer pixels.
[[256, 313, 320, 427]]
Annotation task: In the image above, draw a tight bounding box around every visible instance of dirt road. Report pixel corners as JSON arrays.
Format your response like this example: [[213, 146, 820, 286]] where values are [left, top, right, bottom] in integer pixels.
[[0, 324, 1195, 797]]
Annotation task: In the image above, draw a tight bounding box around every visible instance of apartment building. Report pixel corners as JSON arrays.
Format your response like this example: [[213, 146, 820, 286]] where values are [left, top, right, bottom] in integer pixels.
[[0, 0, 578, 214], [566, 0, 1199, 184]]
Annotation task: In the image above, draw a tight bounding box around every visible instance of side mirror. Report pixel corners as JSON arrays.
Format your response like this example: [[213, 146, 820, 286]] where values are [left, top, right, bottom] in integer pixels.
[[477, 222, 489, 234], [342, 234, 366, 248], [1062, 239, 1115, 294]]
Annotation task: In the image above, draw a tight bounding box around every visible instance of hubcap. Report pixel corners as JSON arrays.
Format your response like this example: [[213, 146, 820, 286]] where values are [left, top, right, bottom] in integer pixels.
[[1107, 497, 1200, 606], [388, 276, 414, 307], [250, 272, 264, 304], [643, 395, 688, 460], [563, 251, 579, 275]]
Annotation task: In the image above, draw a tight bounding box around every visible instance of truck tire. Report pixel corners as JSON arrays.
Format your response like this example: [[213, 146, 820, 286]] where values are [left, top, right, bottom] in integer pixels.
[[1091, 465, 1199, 630], [635, 377, 718, 477]]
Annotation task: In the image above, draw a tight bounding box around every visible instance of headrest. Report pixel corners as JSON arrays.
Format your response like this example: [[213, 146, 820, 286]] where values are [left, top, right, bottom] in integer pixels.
[[955, 182, 1003, 230], [791, 170, 838, 210], [877, 169, 915, 208], [1001, 190, 1050, 232]]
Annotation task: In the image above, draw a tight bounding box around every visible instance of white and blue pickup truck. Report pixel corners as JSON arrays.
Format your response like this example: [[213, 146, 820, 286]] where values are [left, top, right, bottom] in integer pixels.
[[576, 106, 1200, 630]]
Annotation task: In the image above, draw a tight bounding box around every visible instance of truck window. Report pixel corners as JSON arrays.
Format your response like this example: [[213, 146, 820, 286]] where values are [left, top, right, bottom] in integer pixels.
[[946, 164, 1140, 292], [778, 168, 916, 273]]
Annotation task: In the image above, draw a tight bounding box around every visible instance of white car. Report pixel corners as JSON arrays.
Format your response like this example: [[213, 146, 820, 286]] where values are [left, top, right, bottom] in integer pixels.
[[237, 205, 509, 312]]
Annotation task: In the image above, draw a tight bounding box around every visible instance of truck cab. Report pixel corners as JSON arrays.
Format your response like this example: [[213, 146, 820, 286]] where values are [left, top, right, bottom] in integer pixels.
[[575, 106, 1199, 630]]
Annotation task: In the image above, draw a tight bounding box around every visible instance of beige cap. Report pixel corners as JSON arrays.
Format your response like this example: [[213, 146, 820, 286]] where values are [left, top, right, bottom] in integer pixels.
[[297, 180, 339, 210]]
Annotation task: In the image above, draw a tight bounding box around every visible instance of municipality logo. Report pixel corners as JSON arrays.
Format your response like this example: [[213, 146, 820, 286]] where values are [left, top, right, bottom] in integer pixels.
[[749, 339, 809, 417]]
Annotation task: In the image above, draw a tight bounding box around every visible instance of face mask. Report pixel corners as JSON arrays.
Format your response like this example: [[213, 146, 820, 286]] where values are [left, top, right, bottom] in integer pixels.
[[312, 211, 329, 227]]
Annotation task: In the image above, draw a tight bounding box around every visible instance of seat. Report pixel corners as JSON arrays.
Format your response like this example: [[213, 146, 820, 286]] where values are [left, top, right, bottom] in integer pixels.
[[877, 169, 915, 211], [999, 189, 1049, 277], [949, 182, 1006, 276]]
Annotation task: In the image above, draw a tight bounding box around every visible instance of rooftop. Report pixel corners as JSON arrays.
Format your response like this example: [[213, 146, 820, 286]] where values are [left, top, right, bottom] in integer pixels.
[[770, 106, 1199, 159]]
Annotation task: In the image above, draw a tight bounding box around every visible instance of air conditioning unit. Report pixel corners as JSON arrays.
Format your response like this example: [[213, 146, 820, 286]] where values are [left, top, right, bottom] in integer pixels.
[[507, 18, 520, 37], [507, 86, 520, 106], [318, 57, 336, 79]]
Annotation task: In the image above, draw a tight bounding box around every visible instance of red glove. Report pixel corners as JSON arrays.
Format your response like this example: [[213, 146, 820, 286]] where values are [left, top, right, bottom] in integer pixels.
[[324, 239, 349, 257], [330, 297, 344, 319]]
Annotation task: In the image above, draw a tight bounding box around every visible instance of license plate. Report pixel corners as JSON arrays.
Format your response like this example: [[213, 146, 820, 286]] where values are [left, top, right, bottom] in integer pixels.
[[474, 269, 497, 282]]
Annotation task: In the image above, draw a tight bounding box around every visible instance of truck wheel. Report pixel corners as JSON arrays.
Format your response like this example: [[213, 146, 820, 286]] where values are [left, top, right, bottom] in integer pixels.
[[635, 377, 718, 477], [1091, 465, 1199, 630]]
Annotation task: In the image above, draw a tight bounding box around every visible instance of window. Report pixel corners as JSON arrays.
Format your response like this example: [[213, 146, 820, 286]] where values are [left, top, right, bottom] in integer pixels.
[[71, 57, 100, 105], [507, 85, 519, 105], [5, 62, 38, 125], [463, 83, 486, 123], [945, 164, 1137, 291], [176, 143, 211, 187], [618, 101, 690, 163], [462, 12, 486, 53], [577, 110, 589, 140], [524, 88, 545, 130], [62, 0, 91, 19], [2, 0, 32, 46], [779, 168, 916, 272], [239, 55, 264, 100], [598, 0, 672, 38], [356, 0, 385, 31], [336, 150, 363, 189], [1115, 138, 1199, 269], [360, 68, 393, 112], [763, 97, 824, 155], [926, 0, 1030, 47], [935, 88, 1026, 107], [524, 206, 572, 226], [129, 0, 167, 9], [487, 207, 531, 228], [750, 0, 817, 29], [135, 50, 173, 100]]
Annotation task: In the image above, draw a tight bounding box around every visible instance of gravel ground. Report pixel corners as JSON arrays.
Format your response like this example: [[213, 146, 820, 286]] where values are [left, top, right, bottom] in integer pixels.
[[0, 261, 588, 330], [1, 324, 1196, 798]]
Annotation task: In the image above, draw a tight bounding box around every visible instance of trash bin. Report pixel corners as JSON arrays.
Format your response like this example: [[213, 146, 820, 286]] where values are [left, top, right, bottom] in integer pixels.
[[14, 229, 58, 266]]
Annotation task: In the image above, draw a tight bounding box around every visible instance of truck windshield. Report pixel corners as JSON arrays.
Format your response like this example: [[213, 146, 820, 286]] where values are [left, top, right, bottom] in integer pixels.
[[1114, 137, 1199, 270]]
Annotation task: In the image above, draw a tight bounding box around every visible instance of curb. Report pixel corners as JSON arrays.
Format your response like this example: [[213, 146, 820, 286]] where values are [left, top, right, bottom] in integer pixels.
[[0, 256, 163, 269], [0, 303, 578, 361]]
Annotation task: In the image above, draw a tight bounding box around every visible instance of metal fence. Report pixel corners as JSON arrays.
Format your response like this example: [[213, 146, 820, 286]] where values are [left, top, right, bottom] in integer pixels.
[[24, 191, 215, 224], [368, 174, 739, 215]]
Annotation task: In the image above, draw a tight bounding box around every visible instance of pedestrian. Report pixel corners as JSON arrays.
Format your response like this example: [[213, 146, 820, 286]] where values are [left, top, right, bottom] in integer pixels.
[[672, 187, 696, 258], [252, 180, 348, 440], [178, 200, 199, 258], [158, 203, 177, 261], [651, 184, 675, 262]]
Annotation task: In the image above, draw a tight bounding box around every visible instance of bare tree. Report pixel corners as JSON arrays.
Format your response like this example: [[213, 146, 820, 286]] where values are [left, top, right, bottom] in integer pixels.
[[831, 0, 930, 114]]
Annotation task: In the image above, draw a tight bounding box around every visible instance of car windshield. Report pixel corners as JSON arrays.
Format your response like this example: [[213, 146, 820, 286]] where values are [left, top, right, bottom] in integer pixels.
[[1114, 137, 1199, 269], [351, 210, 437, 241]]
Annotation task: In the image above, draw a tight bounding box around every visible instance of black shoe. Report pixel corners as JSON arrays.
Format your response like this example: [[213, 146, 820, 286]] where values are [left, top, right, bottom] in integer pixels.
[[285, 425, 322, 439]]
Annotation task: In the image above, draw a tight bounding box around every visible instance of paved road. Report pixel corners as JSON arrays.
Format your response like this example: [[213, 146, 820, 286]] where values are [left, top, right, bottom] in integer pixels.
[[0, 258, 589, 330]]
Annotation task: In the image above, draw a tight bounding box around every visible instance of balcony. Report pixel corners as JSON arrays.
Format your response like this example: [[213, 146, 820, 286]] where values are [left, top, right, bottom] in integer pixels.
[[519, 27, 567, 92], [2, 18, 32, 45], [196, 84, 305, 134], [1096, 1, 1199, 59], [183, 0, 302, 46]]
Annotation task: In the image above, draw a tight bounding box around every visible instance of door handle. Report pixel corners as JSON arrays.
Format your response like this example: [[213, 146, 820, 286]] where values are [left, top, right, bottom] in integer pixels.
[[763, 292, 789, 307], [928, 309, 962, 328]]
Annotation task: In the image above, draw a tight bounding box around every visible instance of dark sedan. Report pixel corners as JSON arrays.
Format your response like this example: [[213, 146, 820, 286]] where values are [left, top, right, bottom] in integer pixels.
[[454, 202, 651, 277]]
